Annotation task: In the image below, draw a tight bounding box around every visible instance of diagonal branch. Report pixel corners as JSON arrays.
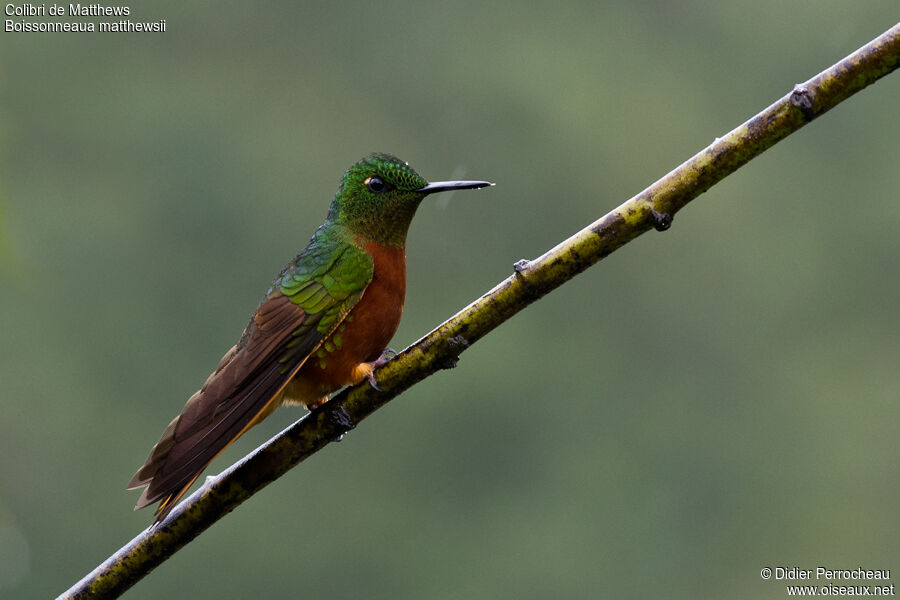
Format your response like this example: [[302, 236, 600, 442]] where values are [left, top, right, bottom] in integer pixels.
[[59, 22, 900, 600]]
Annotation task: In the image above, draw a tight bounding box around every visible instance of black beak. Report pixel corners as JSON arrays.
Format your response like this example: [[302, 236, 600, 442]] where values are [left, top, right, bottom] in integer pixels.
[[416, 180, 494, 194]]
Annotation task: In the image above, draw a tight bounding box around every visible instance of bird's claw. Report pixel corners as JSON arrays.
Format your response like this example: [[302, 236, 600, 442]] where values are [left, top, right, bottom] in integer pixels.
[[367, 370, 383, 392], [374, 348, 398, 366], [366, 348, 398, 392]]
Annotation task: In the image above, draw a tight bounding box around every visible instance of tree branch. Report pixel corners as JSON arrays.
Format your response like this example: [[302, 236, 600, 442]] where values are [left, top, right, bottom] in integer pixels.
[[59, 22, 900, 600]]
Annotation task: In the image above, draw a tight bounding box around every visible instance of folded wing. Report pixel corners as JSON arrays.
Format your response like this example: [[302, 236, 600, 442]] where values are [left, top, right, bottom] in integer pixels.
[[128, 240, 373, 521]]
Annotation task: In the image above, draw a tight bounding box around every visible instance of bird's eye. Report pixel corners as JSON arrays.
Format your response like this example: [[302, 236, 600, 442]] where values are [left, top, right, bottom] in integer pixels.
[[365, 176, 387, 193]]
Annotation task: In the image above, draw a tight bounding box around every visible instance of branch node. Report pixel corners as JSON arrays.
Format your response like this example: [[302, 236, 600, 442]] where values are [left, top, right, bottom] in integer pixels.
[[649, 208, 673, 231], [437, 335, 470, 370], [327, 405, 356, 437], [790, 84, 815, 117], [513, 259, 530, 274]]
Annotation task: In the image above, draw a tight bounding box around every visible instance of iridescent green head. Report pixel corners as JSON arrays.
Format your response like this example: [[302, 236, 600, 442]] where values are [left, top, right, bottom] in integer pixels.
[[327, 153, 492, 247]]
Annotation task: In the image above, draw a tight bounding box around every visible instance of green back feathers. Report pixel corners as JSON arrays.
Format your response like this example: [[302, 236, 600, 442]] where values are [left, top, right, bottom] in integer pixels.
[[275, 231, 373, 334]]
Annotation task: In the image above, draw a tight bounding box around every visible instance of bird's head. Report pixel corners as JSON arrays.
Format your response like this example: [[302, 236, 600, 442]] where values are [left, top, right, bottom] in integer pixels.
[[328, 153, 492, 247]]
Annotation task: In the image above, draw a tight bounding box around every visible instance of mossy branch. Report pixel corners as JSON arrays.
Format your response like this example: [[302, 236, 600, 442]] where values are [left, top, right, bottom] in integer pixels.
[[59, 22, 900, 600]]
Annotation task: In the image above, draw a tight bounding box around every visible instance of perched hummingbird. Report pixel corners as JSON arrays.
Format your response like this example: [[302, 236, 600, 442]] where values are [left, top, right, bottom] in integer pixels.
[[128, 153, 492, 522]]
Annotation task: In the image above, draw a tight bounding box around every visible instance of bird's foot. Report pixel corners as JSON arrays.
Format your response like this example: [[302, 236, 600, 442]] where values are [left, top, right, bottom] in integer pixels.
[[366, 348, 398, 392], [305, 396, 328, 411], [373, 348, 398, 367], [366, 371, 382, 392]]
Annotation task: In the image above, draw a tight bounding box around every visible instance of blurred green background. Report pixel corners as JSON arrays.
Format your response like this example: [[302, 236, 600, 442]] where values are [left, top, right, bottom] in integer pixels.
[[2, 2, 899, 598]]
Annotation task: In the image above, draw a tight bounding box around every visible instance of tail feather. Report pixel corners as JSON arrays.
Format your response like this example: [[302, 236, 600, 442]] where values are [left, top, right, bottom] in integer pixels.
[[127, 295, 315, 522]]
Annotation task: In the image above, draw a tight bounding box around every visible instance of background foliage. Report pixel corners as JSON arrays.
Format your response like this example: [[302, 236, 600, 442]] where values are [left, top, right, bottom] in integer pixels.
[[1, 2, 898, 598]]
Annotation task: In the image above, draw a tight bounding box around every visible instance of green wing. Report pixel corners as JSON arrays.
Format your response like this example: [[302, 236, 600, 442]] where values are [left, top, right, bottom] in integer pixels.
[[128, 235, 373, 521]]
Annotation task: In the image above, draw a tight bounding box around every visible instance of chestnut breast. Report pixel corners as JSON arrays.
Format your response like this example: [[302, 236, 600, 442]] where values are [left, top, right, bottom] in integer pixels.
[[295, 241, 406, 393]]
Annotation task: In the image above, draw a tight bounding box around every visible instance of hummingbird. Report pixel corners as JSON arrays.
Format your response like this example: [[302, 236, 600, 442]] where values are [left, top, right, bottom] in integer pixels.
[[128, 153, 492, 522]]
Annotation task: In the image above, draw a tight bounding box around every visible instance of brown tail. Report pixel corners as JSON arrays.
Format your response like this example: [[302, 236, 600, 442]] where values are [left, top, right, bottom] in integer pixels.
[[127, 295, 320, 522]]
